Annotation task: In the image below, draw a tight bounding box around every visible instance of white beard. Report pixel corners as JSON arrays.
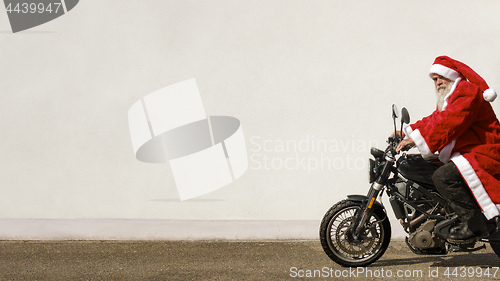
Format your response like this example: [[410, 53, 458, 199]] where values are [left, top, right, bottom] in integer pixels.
[[436, 82, 454, 111]]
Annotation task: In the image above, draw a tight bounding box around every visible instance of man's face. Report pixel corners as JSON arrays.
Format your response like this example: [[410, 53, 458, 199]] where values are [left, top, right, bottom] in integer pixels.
[[432, 73, 455, 111], [431, 74, 453, 90]]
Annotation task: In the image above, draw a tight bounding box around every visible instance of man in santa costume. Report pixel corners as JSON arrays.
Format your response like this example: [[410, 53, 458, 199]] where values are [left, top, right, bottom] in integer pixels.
[[396, 56, 500, 242]]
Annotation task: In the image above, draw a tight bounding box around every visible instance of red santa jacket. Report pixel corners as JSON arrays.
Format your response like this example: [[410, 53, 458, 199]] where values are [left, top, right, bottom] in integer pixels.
[[404, 78, 500, 219]]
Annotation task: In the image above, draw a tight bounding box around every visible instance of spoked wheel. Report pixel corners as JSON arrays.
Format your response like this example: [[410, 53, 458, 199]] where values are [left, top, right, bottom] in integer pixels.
[[320, 199, 391, 267]]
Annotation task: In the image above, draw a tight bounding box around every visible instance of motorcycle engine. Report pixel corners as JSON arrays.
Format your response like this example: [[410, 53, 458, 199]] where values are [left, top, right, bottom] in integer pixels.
[[408, 219, 445, 249]]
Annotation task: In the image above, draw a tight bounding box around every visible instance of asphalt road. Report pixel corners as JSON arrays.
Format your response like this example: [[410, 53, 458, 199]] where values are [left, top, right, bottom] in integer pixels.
[[0, 240, 499, 280]]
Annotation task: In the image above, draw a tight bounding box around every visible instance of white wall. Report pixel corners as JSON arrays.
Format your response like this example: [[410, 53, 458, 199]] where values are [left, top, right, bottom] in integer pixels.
[[1, 0, 500, 239]]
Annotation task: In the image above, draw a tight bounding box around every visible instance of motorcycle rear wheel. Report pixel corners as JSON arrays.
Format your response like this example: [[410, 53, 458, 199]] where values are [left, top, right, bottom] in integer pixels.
[[320, 199, 391, 267], [490, 242, 500, 258], [486, 226, 500, 258]]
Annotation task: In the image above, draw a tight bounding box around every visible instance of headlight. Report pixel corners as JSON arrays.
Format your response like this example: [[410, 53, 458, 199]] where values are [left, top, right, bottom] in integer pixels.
[[369, 159, 376, 183]]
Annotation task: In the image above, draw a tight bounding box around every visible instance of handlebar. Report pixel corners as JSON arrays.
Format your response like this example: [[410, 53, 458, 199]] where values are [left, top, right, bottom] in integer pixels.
[[401, 143, 415, 151], [387, 134, 414, 154]]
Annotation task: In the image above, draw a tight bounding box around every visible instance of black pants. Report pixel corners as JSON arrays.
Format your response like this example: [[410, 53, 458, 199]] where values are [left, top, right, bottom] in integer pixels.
[[432, 161, 481, 222]]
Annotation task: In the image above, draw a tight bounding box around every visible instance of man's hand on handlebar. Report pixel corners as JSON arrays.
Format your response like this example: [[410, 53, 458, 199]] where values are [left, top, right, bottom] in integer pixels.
[[396, 138, 415, 153]]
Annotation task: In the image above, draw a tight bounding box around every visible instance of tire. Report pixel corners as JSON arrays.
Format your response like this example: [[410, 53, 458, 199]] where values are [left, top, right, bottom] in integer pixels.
[[490, 242, 500, 258], [319, 199, 391, 267], [489, 228, 500, 258]]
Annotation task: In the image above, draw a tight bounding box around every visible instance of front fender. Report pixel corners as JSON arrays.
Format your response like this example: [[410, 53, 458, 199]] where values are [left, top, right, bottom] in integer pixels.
[[347, 194, 386, 214]]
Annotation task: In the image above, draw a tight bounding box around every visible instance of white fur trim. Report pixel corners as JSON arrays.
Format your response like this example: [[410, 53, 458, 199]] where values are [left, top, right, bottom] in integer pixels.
[[438, 139, 456, 163], [441, 78, 461, 111], [430, 64, 460, 81], [403, 125, 413, 137], [483, 88, 497, 102], [451, 153, 500, 220], [408, 128, 433, 158]]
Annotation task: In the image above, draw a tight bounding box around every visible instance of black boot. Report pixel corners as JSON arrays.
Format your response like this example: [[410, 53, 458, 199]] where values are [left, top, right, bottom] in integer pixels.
[[448, 222, 475, 243]]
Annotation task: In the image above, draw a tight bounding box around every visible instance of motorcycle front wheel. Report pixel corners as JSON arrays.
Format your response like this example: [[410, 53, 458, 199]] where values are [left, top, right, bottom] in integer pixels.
[[319, 199, 391, 267]]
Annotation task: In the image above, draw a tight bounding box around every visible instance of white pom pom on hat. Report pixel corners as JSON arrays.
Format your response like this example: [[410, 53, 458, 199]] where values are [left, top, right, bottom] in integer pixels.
[[484, 88, 497, 102], [430, 56, 497, 102]]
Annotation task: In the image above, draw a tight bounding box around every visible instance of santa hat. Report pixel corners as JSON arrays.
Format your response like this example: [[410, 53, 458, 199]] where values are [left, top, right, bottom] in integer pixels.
[[429, 56, 497, 102]]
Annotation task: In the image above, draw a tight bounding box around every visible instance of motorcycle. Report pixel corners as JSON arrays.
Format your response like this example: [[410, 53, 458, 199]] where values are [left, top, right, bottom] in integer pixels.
[[319, 105, 500, 267]]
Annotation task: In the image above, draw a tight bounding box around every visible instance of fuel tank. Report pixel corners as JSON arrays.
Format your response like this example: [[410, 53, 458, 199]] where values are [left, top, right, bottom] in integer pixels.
[[397, 154, 443, 186]]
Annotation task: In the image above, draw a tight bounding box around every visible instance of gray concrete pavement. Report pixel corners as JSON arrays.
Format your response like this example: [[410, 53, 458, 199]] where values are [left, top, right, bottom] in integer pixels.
[[0, 240, 498, 280]]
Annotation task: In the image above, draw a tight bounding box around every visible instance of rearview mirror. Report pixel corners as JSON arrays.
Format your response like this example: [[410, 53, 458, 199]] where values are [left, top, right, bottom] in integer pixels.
[[392, 104, 399, 119], [401, 107, 410, 124]]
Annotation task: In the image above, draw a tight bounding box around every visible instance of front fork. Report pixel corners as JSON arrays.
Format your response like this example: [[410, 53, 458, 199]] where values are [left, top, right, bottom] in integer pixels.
[[353, 151, 395, 240]]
